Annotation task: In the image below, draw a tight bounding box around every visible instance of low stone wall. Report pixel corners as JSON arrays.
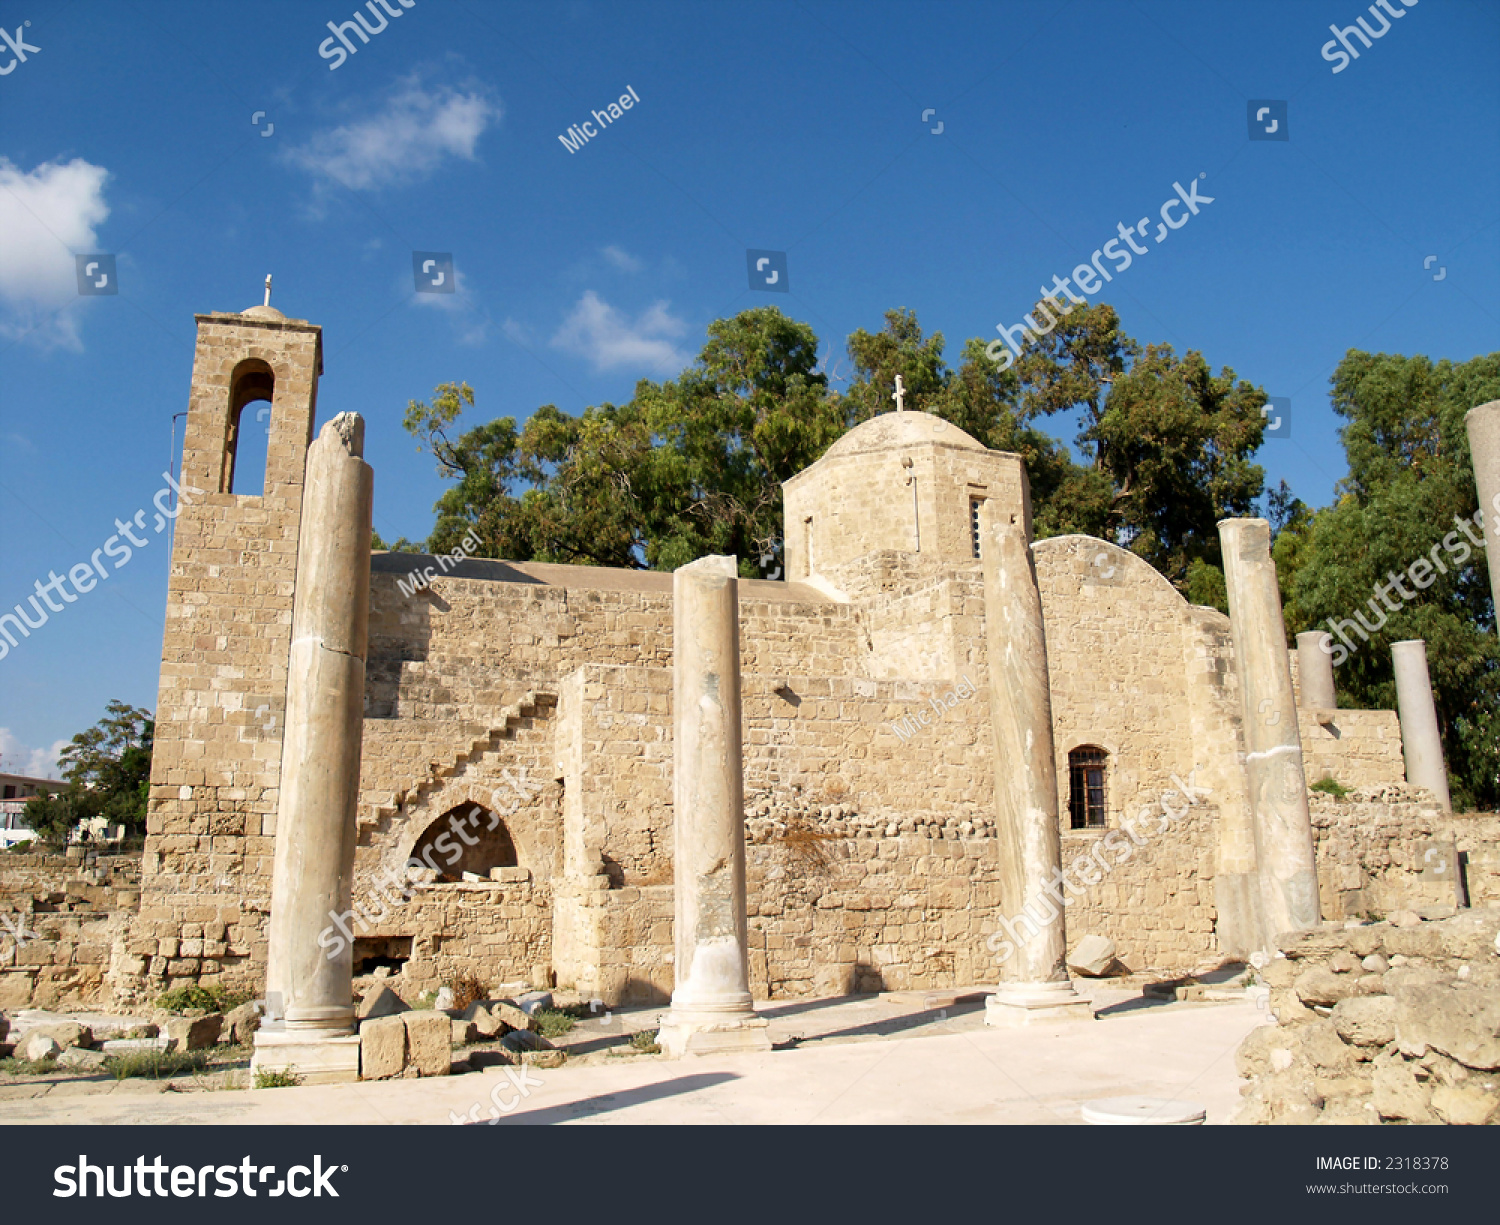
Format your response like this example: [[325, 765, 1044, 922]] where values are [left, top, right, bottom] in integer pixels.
[[0, 850, 143, 1009], [1233, 909, 1500, 1124]]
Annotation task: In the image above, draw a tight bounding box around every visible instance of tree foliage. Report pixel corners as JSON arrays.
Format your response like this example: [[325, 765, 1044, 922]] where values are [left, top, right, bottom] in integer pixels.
[[23, 700, 154, 842], [1283, 350, 1499, 809], [395, 304, 1269, 594]]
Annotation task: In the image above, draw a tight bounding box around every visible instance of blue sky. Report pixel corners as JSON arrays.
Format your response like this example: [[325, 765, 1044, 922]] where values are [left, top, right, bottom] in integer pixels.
[[1, 0, 1496, 776]]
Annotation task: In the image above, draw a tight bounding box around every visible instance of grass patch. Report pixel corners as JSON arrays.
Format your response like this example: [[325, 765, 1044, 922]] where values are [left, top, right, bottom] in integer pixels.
[[0, 1056, 59, 1075], [156, 983, 253, 1015], [253, 1066, 302, 1089], [105, 1049, 210, 1081], [533, 1009, 577, 1039], [629, 1030, 661, 1054], [408, 991, 437, 1011], [1310, 777, 1351, 798]]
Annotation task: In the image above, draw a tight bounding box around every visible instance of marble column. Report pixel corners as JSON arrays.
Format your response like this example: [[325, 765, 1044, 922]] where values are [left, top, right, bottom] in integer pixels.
[[1466, 400, 1500, 621], [1391, 639, 1452, 811], [980, 502, 1091, 1027], [1296, 631, 1337, 713], [657, 555, 770, 1057], [1219, 519, 1321, 949], [253, 414, 372, 1084]]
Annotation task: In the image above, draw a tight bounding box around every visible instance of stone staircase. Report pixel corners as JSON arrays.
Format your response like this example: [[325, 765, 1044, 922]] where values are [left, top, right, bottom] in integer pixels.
[[356, 691, 557, 848]]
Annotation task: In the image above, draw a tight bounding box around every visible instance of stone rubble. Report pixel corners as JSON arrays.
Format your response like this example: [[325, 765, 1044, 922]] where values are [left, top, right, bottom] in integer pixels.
[[1233, 908, 1500, 1124]]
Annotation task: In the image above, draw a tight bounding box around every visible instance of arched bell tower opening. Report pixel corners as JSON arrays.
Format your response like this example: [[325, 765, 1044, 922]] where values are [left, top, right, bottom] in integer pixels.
[[227, 358, 275, 496]]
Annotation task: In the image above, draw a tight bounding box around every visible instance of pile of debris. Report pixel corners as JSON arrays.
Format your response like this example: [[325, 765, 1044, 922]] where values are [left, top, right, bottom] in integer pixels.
[[1233, 908, 1500, 1124], [356, 984, 565, 1080]]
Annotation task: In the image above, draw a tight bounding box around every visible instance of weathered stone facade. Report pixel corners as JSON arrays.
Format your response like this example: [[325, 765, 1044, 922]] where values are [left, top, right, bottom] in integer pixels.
[[20, 305, 1466, 1012]]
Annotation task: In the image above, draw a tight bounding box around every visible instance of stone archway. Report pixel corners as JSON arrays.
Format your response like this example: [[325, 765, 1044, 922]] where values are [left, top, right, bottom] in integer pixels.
[[409, 801, 519, 881]]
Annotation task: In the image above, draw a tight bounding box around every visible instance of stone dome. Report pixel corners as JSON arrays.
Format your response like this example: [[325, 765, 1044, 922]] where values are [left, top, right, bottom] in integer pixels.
[[820, 410, 985, 461], [240, 304, 286, 320]]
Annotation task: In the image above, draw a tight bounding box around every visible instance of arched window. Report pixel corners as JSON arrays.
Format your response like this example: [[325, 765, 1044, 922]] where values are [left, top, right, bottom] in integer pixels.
[[226, 359, 274, 495], [1068, 746, 1109, 829], [410, 802, 518, 881]]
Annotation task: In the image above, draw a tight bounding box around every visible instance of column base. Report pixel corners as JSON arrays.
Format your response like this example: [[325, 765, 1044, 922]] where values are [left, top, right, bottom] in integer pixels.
[[251, 1029, 361, 1085], [657, 1009, 772, 1058], [984, 980, 1095, 1027]]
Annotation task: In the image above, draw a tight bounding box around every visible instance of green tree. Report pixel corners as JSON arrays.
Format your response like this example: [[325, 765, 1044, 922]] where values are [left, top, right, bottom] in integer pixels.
[[23, 701, 154, 842], [1006, 301, 1267, 584], [394, 303, 1268, 600], [1285, 350, 1499, 809], [636, 306, 844, 573]]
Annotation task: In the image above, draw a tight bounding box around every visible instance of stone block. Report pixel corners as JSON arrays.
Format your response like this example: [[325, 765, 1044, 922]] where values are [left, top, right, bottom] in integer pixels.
[[164, 1014, 222, 1051], [1066, 934, 1118, 977], [1430, 1081, 1499, 1126], [1372, 1063, 1435, 1123], [1393, 983, 1500, 1069], [401, 1010, 451, 1077], [1330, 995, 1396, 1048], [1383, 926, 1445, 960], [17, 1032, 62, 1062], [57, 1047, 109, 1072], [1294, 965, 1358, 1007], [357, 984, 409, 1021], [517, 991, 553, 1015], [472, 1000, 530, 1034], [33, 1022, 92, 1050], [359, 1015, 406, 1080], [224, 1002, 262, 1045]]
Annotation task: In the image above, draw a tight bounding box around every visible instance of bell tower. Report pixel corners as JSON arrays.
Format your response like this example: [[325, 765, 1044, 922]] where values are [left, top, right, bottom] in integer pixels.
[[131, 300, 324, 1000]]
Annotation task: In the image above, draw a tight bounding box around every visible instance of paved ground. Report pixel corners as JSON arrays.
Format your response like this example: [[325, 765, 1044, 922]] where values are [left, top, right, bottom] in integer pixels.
[[0, 987, 1268, 1126]]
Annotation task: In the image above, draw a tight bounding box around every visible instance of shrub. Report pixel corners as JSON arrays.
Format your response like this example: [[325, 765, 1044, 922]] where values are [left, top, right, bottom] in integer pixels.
[[451, 975, 484, 1013], [629, 1030, 661, 1054], [253, 1066, 302, 1089], [106, 1050, 209, 1081], [1310, 777, 1350, 798], [156, 983, 252, 1014], [533, 1009, 576, 1038]]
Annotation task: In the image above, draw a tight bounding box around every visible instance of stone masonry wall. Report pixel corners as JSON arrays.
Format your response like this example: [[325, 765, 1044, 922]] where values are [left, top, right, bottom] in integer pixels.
[[0, 851, 141, 1009], [132, 312, 322, 1002]]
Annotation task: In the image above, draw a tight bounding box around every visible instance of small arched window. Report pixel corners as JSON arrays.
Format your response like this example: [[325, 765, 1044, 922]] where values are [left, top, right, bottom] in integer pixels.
[[1068, 746, 1109, 829]]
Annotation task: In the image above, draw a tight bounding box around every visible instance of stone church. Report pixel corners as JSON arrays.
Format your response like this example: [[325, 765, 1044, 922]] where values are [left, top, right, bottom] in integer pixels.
[[119, 300, 1449, 1010]]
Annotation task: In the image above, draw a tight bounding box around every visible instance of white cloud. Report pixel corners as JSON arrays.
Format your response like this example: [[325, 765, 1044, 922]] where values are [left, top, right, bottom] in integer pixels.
[[406, 264, 488, 344], [551, 290, 691, 373], [601, 245, 643, 273], [0, 157, 110, 351], [285, 74, 500, 195], [0, 728, 68, 780]]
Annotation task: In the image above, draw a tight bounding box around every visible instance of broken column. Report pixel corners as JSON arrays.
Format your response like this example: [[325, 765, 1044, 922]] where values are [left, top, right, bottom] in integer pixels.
[[980, 502, 1091, 1027], [1219, 519, 1320, 948], [1466, 400, 1500, 620], [252, 413, 373, 1085], [657, 555, 770, 1057], [1391, 639, 1452, 811], [1295, 631, 1337, 713]]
